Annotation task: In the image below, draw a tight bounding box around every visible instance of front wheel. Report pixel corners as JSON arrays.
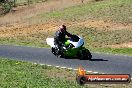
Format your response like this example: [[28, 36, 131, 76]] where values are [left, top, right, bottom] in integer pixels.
[[79, 49, 92, 60]]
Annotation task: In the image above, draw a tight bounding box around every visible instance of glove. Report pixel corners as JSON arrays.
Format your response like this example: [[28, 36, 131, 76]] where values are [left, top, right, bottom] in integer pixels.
[[68, 43, 74, 48]]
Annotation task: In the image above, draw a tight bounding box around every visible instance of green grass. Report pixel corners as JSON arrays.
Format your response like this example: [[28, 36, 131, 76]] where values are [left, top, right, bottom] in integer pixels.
[[0, 37, 48, 48], [0, 57, 132, 88], [1, 58, 132, 88], [33, 0, 132, 23], [0, 58, 86, 88], [92, 48, 132, 56], [0, 30, 55, 48]]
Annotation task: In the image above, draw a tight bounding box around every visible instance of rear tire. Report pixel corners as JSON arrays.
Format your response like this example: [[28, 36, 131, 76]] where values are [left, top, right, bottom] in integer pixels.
[[51, 47, 59, 56], [51, 47, 65, 58]]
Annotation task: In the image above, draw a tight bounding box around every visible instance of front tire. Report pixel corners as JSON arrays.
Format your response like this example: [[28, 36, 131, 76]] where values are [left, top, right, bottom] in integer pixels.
[[79, 49, 92, 60], [85, 49, 92, 60]]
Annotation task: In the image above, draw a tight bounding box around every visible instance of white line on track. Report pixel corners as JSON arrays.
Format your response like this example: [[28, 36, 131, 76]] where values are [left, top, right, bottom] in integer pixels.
[[93, 72, 99, 74], [40, 64, 45, 65], [38, 64, 132, 80], [35, 63, 132, 80], [87, 71, 92, 73], [73, 69, 78, 71], [67, 68, 73, 70], [47, 65, 52, 66], [61, 67, 67, 69], [55, 66, 60, 68], [34, 63, 37, 64]]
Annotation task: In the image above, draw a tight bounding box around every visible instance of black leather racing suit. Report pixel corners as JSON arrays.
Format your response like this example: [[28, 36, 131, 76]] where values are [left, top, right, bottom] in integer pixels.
[[54, 29, 72, 51]]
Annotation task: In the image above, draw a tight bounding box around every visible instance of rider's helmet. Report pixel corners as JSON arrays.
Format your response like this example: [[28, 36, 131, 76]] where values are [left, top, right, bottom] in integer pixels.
[[59, 25, 66, 32]]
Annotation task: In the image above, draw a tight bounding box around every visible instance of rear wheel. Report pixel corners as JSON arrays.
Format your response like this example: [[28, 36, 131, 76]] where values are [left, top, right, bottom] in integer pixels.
[[51, 47, 55, 55], [51, 47, 64, 58], [51, 47, 59, 56]]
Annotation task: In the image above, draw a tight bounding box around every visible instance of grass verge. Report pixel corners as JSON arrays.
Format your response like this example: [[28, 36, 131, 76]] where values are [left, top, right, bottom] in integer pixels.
[[0, 57, 132, 88], [0, 37, 49, 48], [92, 48, 132, 56], [32, 0, 132, 23], [0, 57, 81, 88]]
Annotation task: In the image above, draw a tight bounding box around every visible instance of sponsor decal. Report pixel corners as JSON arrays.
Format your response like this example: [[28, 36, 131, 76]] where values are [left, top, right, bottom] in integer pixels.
[[76, 66, 131, 85]]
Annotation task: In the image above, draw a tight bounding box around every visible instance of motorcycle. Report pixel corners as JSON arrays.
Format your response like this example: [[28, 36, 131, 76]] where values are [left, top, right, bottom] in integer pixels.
[[46, 34, 92, 60]]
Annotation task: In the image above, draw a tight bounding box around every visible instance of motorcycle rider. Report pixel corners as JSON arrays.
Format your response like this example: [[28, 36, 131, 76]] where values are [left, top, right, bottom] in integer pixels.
[[54, 25, 72, 53]]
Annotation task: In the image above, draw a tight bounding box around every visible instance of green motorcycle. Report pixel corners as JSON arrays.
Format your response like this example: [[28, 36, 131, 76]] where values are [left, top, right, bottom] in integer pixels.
[[46, 35, 92, 60]]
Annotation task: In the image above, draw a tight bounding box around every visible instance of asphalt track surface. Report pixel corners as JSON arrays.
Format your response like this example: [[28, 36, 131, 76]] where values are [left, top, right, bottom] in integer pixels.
[[0, 45, 132, 74]]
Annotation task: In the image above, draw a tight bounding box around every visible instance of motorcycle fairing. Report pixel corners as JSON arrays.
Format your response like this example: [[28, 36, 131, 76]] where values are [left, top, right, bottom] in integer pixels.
[[46, 38, 55, 47], [46, 36, 84, 48], [67, 36, 84, 48]]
